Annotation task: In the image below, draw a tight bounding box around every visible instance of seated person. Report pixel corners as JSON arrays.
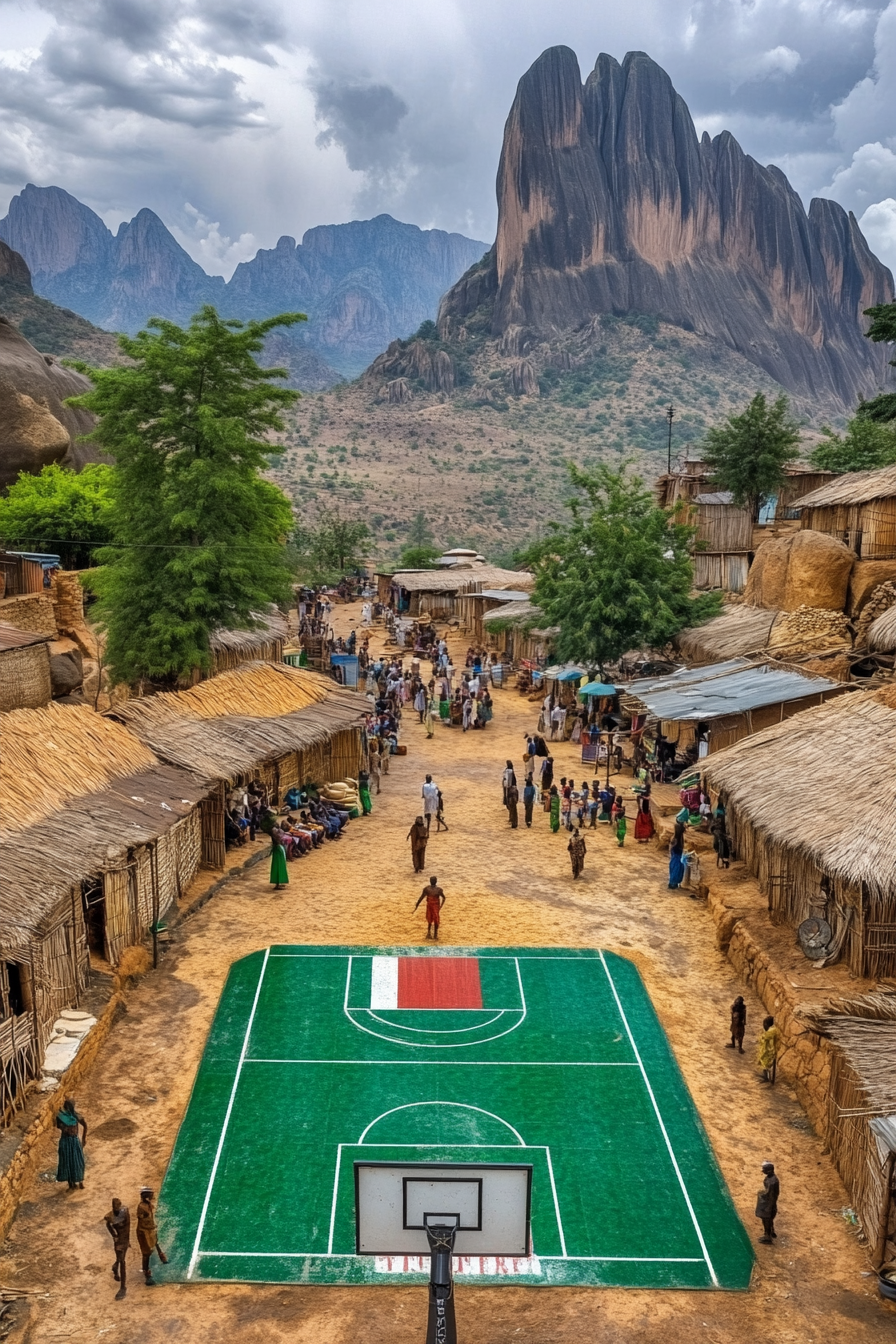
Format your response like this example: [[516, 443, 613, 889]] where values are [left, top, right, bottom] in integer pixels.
[[224, 812, 246, 847]]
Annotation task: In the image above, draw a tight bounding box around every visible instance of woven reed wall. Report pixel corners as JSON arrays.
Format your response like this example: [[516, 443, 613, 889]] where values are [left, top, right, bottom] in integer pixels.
[[103, 867, 138, 966], [825, 1052, 894, 1266], [723, 809, 869, 975], [802, 499, 896, 559], [695, 504, 753, 552], [0, 645, 52, 712]]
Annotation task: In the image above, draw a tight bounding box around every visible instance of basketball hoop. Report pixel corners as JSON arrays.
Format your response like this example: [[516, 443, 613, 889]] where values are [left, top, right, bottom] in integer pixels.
[[355, 1161, 532, 1343]]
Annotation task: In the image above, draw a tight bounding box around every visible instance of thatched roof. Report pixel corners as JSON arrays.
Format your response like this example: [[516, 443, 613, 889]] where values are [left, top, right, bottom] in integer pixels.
[[703, 690, 896, 898], [393, 566, 533, 594], [0, 764, 208, 950], [676, 606, 779, 663], [483, 599, 542, 628], [2, 703, 160, 834], [869, 604, 896, 652], [808, 994, 896, 1116], [110, 662, 366, 781], [797, 462, 896, 509], [209, 609, 288, 656]]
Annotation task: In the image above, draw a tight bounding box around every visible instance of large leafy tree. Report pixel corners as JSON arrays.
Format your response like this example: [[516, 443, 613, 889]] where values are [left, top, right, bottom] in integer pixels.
[[860, 301, 896, 423], [702, 392, 801, 520], [809, 415, 896, 473], [522, 464, 719, 675], [68, 306, 303, 686], [0, 463, 114, 568]]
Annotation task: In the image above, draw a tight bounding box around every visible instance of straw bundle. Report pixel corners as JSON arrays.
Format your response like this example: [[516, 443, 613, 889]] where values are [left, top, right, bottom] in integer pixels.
[[0, 642, 52, 712], [869, 601, 896, 653], [766, 605, 852, 655], [1, 703, 159, 834]]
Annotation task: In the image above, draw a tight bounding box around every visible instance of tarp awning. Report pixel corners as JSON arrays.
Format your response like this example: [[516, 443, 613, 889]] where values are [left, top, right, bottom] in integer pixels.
[[578, 681, 617, 697]]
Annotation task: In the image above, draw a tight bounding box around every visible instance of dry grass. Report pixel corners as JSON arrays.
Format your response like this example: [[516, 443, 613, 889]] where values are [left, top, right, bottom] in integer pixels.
[[676, 605, 778, 662], [1, 702, 158, 833], [869, 604, 896, 652]]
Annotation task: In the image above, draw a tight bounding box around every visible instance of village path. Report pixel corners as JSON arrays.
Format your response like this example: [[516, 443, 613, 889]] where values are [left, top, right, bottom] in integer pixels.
[[1, 602, 889, 1344]]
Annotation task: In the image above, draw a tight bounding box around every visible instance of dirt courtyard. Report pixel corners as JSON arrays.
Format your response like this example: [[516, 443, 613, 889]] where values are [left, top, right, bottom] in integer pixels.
[[2, 603, 891, 1343]]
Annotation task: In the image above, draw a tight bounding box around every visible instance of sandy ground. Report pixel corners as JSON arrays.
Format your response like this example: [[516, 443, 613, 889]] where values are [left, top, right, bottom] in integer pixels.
[[2, 602, 892, 1343]]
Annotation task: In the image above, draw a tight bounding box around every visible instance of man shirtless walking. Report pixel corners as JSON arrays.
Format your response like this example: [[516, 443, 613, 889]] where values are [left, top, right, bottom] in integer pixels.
[[414, 876, 446, 940]]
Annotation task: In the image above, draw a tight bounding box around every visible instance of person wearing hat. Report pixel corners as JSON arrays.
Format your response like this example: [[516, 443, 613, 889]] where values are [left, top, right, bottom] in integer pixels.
[[136, 1187, 167, 1285], [755, 1162, 780, 1244]]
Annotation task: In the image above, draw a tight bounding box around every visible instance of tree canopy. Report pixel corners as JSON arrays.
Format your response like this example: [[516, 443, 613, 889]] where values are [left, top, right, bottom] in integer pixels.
[[398, 544, 440, 569], [522, 464, 719, 675], [293, 506, 370, 581], [702, 392, 801, 520], [67, 306, 303, 686], [860, 301, 896, 424], [809, 414, 896, 473], [0, 463, 114, 569]]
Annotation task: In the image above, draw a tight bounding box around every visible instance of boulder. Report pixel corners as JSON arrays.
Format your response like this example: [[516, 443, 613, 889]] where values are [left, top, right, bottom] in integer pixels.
[[847, 559, 896, 615], [745, 529, 854, 612], [384, 377, 412, 404], [0, 313, 98, 489], [48, 638, 84, 696]]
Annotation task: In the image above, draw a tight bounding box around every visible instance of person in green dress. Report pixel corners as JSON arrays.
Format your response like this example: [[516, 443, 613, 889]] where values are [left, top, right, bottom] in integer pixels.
[[56, 1097, 87, 1189], [358, 769, 372, 815], [615, 800, 627, 847], [269, 828, 289, 889], [549, 785, 561, 833]]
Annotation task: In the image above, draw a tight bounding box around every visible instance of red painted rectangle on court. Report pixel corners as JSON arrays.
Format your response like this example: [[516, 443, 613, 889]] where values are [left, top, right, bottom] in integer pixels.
[[397, 957, 483, 1009]]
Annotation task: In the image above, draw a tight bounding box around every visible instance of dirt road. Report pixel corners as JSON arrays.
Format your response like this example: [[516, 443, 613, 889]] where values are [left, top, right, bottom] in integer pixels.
[[2, 604, 890, 1343]]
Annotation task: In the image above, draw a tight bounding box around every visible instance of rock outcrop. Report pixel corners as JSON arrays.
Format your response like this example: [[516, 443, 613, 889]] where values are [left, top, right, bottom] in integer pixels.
[[366, 338, 457, 394], [438, 47, 894, 411], [745, 530, 855, 612], [1, 188, 487, 379], [0, 303, 98, 490]]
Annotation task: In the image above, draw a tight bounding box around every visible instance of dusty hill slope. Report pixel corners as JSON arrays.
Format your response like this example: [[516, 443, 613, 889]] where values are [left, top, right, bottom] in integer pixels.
[[0, 238, 119, 366]]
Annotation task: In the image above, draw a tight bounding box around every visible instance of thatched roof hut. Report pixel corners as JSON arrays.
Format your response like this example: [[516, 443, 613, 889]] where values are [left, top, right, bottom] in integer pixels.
[[110, 662, 367, 866], [807, 993, 896, 1267], [676, 606, 779, 664], [0, 703, 208, 1119], [0, 623, 52, 712], [390, 565, 533, 617], [797, 463, 896, 560], [703, 688, 896, 977]]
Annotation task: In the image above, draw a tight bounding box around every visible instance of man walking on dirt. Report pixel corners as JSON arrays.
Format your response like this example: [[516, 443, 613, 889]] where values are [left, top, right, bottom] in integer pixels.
[[104, 1198, 130, 1300], [755, 1161, 780, 1244], [414, 876, 446, 940], [136, 1187, 168, 1285], [422, 775, 439, 833]]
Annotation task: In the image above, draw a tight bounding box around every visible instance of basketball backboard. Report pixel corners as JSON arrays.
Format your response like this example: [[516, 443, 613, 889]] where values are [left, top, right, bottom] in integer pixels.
[[354, 1162, 532, 1256]]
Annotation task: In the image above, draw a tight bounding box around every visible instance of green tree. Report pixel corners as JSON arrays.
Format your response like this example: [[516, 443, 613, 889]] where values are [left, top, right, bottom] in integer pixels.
[[521, 464, 719, 675], [702, 393, 801, 520], [398, 544, 440, 569], [407, 509, 435, 548], [809, 415, 896, 473], [0, 463, 114, 568], [294, 506, 370, 578], [860, 301, 896, 423], [67, 306, 303, 686]]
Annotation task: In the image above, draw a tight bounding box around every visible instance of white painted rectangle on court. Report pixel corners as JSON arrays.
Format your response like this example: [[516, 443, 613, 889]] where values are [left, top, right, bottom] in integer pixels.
[[370, 956, 398, 1009]]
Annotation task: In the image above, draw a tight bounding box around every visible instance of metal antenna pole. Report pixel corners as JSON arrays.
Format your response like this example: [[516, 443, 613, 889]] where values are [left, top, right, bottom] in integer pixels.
[[425, 1224, 458, 1344], [666, 403, 675, 474]]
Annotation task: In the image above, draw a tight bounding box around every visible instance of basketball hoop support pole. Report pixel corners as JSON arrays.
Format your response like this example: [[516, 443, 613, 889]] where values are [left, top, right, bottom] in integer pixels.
[[425, 1225, 458, 1344]]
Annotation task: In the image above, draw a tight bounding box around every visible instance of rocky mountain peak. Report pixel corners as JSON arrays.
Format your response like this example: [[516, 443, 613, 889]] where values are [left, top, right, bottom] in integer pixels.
[[440, 45, 894, 411]]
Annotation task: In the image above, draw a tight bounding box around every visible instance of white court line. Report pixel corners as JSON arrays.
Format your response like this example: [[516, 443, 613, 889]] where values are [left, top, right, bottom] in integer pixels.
[[269, 953, 604, 960], [244, 1059, 638, 1067], [197, 1251, 703, 1262], [187, 947, 270, 1280], [327, 1146, 343, 1254], [543, 1146, 567, 1258], [357, 1100, 526, 1145], [598, 951, 718, 1287], [365, 1009, 510, 1033]]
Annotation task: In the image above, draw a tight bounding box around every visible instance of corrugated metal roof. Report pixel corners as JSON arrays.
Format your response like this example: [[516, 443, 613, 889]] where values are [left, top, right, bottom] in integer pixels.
[[626, 658, 751, 695], [695, 491, 735, 505], [483, 599, 541, 625], [627, 661, 844, 721], [0, 622, 52, 651], [477, 589, 532, 602]]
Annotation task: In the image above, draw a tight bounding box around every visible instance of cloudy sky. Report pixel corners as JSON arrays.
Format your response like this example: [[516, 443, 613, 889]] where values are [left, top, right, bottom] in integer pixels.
[[0, 0, 894, 276]]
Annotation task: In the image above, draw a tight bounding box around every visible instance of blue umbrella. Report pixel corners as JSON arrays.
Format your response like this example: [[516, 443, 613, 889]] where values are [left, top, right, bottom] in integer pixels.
[[556, 667, 587, 682], [578, 681, 617, 698]]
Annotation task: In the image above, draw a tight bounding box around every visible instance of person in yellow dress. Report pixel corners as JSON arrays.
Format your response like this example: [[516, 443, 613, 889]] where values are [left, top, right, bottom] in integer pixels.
[[757, 1015, 781, 1084]]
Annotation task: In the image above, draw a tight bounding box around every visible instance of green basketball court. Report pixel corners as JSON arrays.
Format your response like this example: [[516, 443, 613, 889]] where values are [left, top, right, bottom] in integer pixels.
[[158, 946, 753, 1289]]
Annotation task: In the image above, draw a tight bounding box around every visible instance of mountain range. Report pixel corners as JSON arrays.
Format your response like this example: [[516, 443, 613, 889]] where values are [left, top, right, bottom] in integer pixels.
[[432, 46, 894, 412], [0, 185, 487, 383]]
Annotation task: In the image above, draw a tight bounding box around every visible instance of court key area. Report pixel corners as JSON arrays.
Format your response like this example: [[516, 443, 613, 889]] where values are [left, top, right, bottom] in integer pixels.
[[159, 946, 754, 1289]]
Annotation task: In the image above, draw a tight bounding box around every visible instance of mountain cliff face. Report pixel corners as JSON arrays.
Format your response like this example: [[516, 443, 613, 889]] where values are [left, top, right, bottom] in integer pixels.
[[0, 186, 486, 382], [438, 47, 895, 410], [0, 237, 120, 366]]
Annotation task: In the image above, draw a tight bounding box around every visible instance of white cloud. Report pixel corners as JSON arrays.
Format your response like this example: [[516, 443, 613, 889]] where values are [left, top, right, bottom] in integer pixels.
[[828, 141, 896, 213], [171, 203, 258, 278], [755, 45, 803, 77], [859, 197, 896, 275]]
